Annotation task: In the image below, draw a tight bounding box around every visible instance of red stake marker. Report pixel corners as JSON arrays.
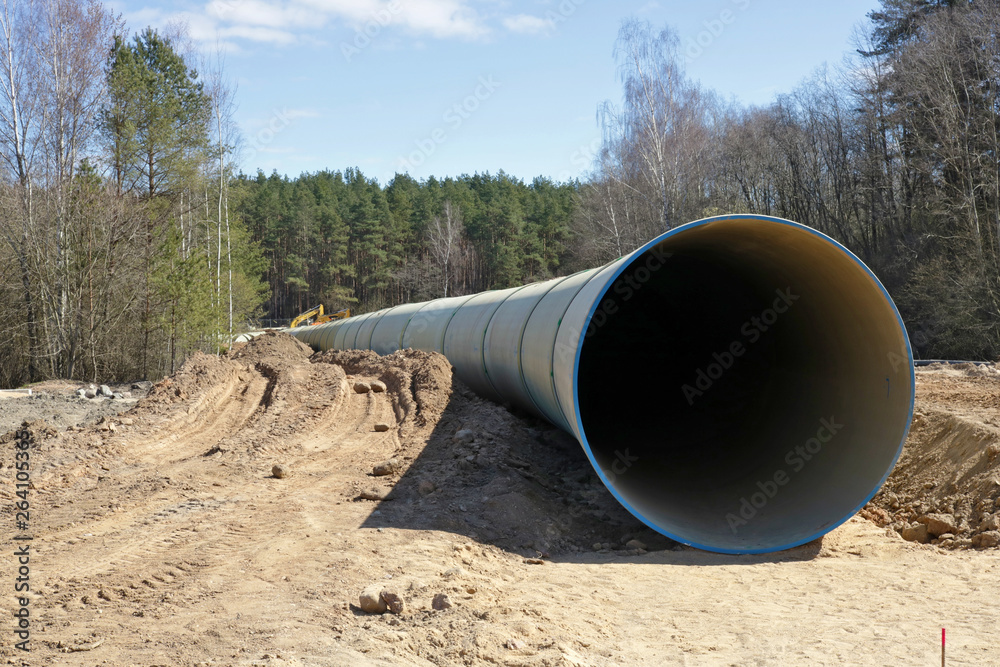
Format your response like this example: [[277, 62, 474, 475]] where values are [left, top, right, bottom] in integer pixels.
[[942, 627, 946, 667]]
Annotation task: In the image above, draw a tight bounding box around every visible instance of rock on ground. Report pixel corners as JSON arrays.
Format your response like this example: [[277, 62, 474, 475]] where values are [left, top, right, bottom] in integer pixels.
[[901, 523, 931, 543], [372, 458, 400, 476], [359, 585, 387, 613], [431, 593, 452, 610], [919, 513, 960, 537]]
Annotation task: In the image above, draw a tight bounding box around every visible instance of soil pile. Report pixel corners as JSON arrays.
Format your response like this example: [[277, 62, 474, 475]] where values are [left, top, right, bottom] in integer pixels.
[[866, 365, 1000, 548]]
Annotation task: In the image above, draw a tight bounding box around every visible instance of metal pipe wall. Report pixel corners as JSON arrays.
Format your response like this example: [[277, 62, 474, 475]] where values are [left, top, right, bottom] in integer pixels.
[[289, 215, 915, 554]]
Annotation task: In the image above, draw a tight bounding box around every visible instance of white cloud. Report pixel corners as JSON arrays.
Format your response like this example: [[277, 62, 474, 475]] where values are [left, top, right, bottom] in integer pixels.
[[501, 13, 555, 35], [394, 0, 489, 39], [127, 0, 492, 50], [220, 24, 298, 44], [207, 0, 318, 29]]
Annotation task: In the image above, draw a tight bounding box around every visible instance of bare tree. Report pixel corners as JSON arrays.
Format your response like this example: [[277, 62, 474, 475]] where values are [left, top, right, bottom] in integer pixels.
[[427, 200, 463, 298], [0, 0, 41, 380], [597, 19, 713, 234], [203, 41, 240, 346], [33, 0, 119, 375]]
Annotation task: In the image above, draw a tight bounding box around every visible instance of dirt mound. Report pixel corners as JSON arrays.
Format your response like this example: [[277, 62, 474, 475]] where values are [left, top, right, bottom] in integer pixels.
[[866, 368, 1000, 548], [921, 360, 1000, 379], [313, 348, 453, 432], [229, 329, 315, 364], [310, 346, 671, 556]]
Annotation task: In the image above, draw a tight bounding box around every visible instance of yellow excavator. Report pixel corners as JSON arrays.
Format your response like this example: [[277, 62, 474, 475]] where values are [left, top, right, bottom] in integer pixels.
[[288, 305, 351, 328]]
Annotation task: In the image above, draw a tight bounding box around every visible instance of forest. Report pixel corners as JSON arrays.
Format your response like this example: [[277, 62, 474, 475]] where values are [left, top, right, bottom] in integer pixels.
[[2, 0, 998, 385], [235, 170, 576, 322]]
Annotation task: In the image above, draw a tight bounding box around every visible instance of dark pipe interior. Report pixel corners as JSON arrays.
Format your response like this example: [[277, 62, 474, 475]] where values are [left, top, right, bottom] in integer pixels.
[[577, 223, 913, 551]]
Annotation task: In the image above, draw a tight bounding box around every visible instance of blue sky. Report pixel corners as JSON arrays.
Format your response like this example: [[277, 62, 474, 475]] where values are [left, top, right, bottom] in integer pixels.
[[116, 0, 880, 185]]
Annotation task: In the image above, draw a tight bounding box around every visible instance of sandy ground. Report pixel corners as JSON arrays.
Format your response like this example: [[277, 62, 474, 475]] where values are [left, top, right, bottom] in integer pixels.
[[1, 334, 998, 666]]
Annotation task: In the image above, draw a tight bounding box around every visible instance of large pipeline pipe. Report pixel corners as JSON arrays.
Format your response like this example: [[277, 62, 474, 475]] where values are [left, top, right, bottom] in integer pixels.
[[289, 215, 915, 554]]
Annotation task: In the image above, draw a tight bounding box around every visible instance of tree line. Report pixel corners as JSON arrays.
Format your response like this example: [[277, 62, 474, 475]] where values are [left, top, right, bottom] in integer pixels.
[[233, 169, 577, 322], [2, 0, 997, 388], [0, 0, 265, 387], [582, 0, 1000, 359]]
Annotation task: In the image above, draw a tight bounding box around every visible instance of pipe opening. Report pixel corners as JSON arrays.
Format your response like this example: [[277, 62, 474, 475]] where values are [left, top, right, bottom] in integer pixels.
[[576, 220, 913, 552]]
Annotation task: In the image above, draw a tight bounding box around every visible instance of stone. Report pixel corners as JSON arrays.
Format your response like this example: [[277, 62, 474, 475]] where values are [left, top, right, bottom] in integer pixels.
[[981, 513, 1000, 531], [431, 593, 452, 610], [353, 382, 371, 394], [625, 539, 647, 551], [901, 523, 930, 543], [272, 464, 289, 479], [370, 380, 387, 393], [380, 590, 404, 614], [119, 417, 135, 426], [373, 423, 391, 433], [506, 639, 526, 650], [84, 388, 97, 399], [112, 393, 124, 400], [358, 487, 387, 501], [417, 480, 435, 496], [99, 384, 113, 397], [372, 458, 400, 476], [75, 388, 86, 398], [359, 585, 387, 613], [453, 429, 475, 444], [919, 513, 959, 537], [972, 531, 1000, 548]]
